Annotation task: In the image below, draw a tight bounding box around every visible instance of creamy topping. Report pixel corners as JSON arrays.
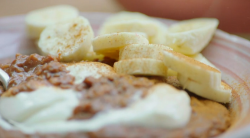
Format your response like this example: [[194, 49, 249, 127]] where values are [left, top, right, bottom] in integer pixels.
[[0, 87, 79, 126], [0, 84, 191, 134]]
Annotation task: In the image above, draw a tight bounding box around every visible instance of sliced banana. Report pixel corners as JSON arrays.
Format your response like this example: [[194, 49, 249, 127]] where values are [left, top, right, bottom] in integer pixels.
[[99, 11, 168, 44], [189, 53, 217, 69], [83, 51, 104, 61], [167, 69, 178, 76], [92, 32, 149, 60], [150, 25, 167, 45], [162, 49, 221, 88], [25, 5, 79, 39], [162, 49, 231, 103], [119, 44, 172, 60], [38, 16, 94, 62], [114, 58, 168, 77], [165, 18, 219, 55], [165, 52, 221, 88], [119, 44, 173, 76], [178, 75, 231, 103], [100, 21, 166, 43], [66, 62, 116, 84], [101, 11, 150, 24], [82, 46, 104, 61]]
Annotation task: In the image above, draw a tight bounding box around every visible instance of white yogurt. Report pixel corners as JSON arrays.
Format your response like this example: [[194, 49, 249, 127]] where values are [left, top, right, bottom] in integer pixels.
[[0, 84, 191, 134]]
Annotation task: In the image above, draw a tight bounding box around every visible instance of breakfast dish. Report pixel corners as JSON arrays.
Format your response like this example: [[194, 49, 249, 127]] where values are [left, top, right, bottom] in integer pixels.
[[1, 4, 248, 138], [0, 54, 230, 138]]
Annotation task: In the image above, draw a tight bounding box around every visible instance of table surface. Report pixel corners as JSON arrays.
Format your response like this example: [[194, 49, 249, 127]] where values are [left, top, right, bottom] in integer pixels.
[[0, 0, 124, 17], [0, 0, 250, 40]]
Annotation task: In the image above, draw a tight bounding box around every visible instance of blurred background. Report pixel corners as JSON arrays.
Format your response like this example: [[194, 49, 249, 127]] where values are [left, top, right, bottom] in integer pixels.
[[0, 0, 124, 15], [0, 0, 250, 39]]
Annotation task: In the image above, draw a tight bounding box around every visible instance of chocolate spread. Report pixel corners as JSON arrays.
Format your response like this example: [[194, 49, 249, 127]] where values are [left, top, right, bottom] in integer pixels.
[[72, 75, 155, 119], [86, 96, 230, 138], [0, 54, 74, 96]]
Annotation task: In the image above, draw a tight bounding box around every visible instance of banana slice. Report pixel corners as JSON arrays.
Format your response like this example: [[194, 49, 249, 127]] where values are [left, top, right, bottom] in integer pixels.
[[66, 62, 116, 84], [99, 11, 151, 35], [114, 58, 167, 77], [167, 69, 178, 76], [119, 44, 175, 76], [101, 11, 149, 24], [150, 25, 167, 45], [189, 53, 217, 69], [38, 16, 94, 62], [25, 5, 79, 39], [100, 20, 166, 43], [99, 11, 168, 44], [178, 75, 231, 103], [92, 32, 149, 60], [81, 46, 104, 61], [162, 49, 231, 103], [119, 44, 172, 60], [162, 49, 221, 88], [165, 18, 219, 55], [83, 51, 104, 61]]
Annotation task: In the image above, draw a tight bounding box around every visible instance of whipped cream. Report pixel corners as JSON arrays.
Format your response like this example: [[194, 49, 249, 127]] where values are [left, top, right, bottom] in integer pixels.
[[0, 87, 79, 126], [0, 84, 191, 134]]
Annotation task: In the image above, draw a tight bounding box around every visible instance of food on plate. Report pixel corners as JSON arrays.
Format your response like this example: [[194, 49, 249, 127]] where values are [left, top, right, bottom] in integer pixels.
[[0, 54, 74, 97], [92, 32, 148, 60], [162, 49, 231, 103], [115, 44, 169, 76], [99, 11, 167, 44], [167, 69, 178, 76], [82, 49, 105, 61], [100, 11, 149, 23], [0, 55, 192, 132], [0, 6, 233, 138], [165, 18, 219, 55], [66, 62, 117, 84], [38, 16, 94, 62], [25, 5, 79, 39], [117, 44, 178, 76], [189, 53, 218, 69], [0, 54, 230, 138], [75, 95, 230, 138], [0, 87, 79, 126], [119, 44, 172, 60], [114, 58, 168, 76]]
